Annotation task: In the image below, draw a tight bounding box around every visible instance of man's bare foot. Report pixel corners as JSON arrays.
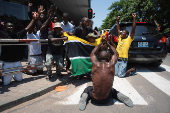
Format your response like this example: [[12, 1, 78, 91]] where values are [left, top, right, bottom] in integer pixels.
[[130, 67, 136, 76], [131, 67, 135, 72], [125, 67, 136, 77]]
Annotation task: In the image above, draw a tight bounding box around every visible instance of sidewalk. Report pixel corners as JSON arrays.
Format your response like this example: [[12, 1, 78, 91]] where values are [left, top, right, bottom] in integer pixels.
[[0, 62, 74, 112]]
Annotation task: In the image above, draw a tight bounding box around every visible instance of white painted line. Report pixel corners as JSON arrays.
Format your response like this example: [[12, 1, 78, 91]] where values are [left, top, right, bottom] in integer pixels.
[[57, 76, 147, 105], [137, 67, 170, 96], [160, 64, 170, 73], [58, 83, 87, 105], [113, 76, 148, 105]]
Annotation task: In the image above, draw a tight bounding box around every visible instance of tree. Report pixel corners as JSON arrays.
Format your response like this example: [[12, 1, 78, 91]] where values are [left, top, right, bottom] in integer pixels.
[[101, 0, 170, 35]]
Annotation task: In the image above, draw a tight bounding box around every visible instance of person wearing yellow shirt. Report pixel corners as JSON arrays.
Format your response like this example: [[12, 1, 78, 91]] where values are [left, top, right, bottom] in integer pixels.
[[115, 13, 136, 78]]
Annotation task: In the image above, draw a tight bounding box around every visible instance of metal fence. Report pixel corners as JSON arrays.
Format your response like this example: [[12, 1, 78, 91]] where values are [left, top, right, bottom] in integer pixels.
[[0, 39, 48, 76]]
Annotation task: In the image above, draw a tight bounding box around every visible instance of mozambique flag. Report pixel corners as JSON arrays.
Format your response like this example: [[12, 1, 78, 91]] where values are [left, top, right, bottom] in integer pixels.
[[63, 31, 108, 76]]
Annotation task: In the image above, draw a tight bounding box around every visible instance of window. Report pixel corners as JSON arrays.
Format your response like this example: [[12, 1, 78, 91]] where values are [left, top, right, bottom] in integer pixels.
[[121, 25, 159, 36]]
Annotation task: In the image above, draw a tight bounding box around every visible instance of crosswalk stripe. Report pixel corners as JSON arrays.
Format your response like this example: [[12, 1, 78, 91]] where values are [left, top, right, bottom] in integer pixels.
[[57, 76, 147, 105], [160, 64, 170, 73], [137, 67, 170, 96], [58, 83, 87, 105], [113, 76, 148, 105]]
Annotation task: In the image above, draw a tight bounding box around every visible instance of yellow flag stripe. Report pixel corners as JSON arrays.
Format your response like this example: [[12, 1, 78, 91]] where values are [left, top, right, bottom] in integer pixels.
[[63, 31, 108, 47]]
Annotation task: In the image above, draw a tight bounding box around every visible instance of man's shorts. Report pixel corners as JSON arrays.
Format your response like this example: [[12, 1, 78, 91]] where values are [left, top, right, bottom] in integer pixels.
[[115, 60, 128, 78], [45, 54, 64, 72]]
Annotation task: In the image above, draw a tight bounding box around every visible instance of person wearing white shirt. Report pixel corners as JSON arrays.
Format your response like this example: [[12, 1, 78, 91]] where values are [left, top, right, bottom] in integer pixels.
[[27, 30, 43, 74], [26, 10, 53, 75], [61, 13, 74, 33], [61, 13, 74, 74]]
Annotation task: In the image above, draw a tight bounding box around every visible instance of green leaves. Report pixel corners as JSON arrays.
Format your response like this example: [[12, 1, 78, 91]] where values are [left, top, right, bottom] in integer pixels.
[[101, 0, 170, 35]]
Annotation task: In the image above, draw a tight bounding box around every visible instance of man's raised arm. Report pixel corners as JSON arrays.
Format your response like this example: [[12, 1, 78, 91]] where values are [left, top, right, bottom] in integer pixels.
[[130, 13, 136, 39], [107, 41, 118, 65], [90, 42, 102, 64], [28, 3, 33, 20], [40, 12, 52, 34], [90, 35, 106, 64], [117, 16, 121, 37], [26, 12, 39, 34]]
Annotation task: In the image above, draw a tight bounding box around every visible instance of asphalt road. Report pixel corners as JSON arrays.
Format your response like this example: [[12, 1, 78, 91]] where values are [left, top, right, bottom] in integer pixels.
[[3, 53, 170, 113]]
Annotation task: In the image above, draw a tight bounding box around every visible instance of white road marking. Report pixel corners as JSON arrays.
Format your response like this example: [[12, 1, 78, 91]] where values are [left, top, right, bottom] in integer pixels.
[[113, 76, 148, 105], [57, 76, 147, 105], [58, 83, 87, 105], [137, 67, 170, 96], [160, 64, 170, 73]]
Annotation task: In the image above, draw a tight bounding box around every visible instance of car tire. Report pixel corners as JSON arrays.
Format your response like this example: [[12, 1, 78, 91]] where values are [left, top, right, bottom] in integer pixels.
[[149, 61, 163, 67]]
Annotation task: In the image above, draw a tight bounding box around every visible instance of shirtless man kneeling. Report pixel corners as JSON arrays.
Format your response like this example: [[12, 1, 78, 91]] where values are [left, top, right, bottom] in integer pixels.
[[78, 37, 133, 110]]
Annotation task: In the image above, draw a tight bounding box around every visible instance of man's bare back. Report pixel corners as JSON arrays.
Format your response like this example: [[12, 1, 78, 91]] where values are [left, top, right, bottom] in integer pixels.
[[92, 61, 115, 100], [90, 40, 118, 100]]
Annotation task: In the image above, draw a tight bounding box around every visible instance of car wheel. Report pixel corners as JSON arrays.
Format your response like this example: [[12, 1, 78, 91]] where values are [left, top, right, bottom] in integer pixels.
[[149, 61, 163, 67]]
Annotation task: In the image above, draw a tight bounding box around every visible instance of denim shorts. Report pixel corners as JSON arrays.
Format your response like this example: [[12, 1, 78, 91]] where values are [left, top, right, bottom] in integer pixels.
[[115, 60, 128, 78]]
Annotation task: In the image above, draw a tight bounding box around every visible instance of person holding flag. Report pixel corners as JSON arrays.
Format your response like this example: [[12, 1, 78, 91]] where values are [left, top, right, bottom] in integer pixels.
[[45, 22, 68, 80], [63, 20, 108, 79]]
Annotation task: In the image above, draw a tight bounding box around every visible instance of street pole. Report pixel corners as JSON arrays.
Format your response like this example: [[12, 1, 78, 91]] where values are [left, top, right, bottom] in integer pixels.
[[89, 19, 91, 27]]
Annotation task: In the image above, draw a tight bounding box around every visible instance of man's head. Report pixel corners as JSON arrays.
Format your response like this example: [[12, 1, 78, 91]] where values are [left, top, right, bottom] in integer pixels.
[[99, 50, 110, 62], [33, 26, 37, 34], [53, 22, 63, 35], [121, 30, 129, 39], [86, 33, 97, 43], [62, 13, 69, 24], [53, 16, 58, 23], [6, 22, 15, 34], [81, 17, 88, 28], [40, 14, 45, 21]]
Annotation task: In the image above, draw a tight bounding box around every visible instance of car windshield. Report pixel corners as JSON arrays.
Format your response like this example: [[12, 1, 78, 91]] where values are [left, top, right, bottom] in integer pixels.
[[121, 25, 159, 36]]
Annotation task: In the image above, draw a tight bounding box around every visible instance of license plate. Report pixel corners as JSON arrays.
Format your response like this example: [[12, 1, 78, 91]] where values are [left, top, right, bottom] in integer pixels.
[[138, 42, 148, 47]]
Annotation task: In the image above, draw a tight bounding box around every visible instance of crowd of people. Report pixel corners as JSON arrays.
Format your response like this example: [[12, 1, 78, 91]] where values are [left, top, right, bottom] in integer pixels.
[[0, 4, 137, 110], [0, 14, 30, 33]]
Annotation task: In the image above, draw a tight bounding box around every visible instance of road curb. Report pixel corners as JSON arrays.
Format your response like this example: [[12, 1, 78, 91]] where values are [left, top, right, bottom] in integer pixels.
[[0, 77, 74, 112]]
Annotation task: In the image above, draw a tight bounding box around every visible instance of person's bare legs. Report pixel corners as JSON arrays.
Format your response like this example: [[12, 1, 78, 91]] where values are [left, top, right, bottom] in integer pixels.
[[125, 67, 136, 77]]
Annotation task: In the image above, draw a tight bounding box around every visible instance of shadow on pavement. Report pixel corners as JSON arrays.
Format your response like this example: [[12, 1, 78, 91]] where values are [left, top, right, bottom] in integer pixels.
[[67, 77, 91, 88], [0, 69, 71, 94], [0, 72, 47, 94]]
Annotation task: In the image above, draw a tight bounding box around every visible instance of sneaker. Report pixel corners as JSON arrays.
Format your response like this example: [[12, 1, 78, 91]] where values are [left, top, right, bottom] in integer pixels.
[[117, 92, 133, 107], [79, 93, 88, 111]]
